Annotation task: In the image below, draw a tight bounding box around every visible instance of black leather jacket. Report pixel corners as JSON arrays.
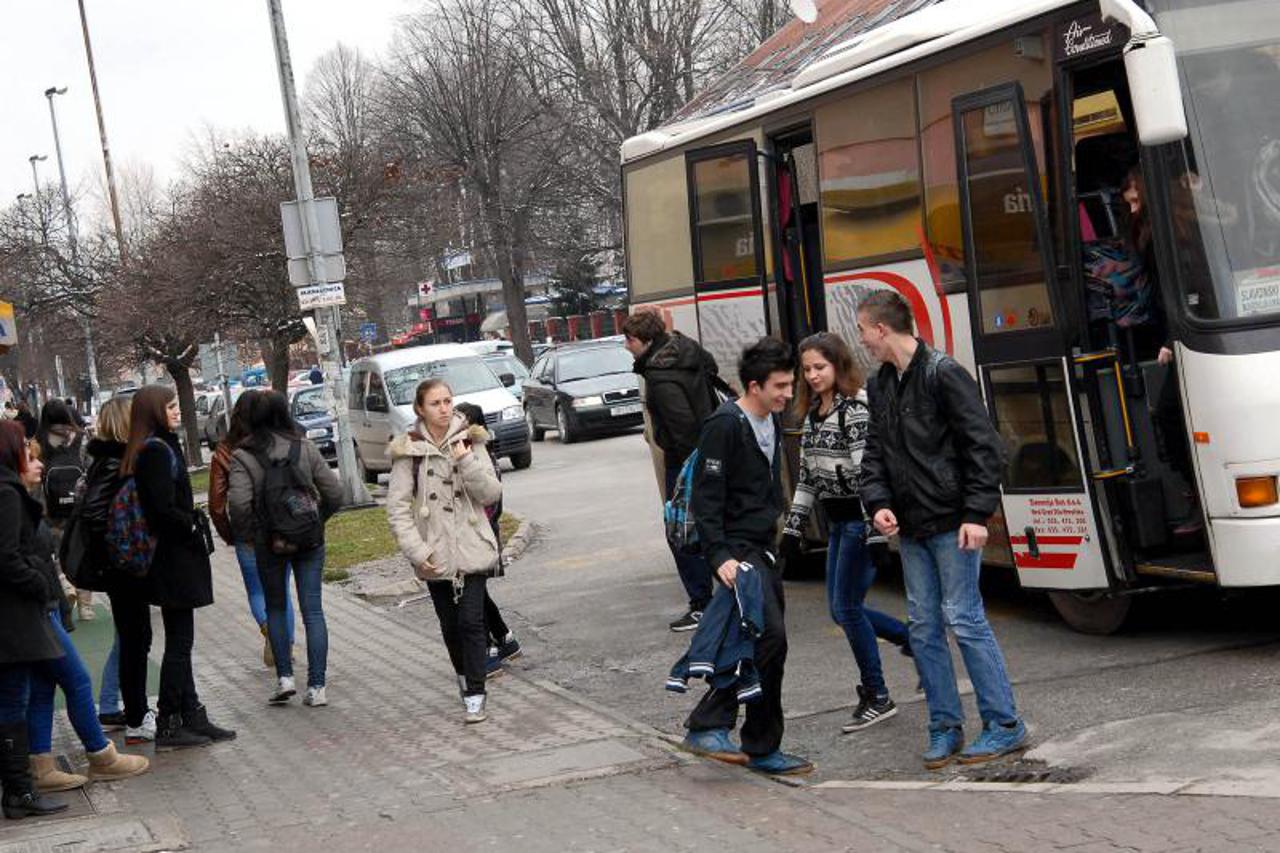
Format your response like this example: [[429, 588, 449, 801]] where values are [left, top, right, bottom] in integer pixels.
[[860, 341, 1004, 539]]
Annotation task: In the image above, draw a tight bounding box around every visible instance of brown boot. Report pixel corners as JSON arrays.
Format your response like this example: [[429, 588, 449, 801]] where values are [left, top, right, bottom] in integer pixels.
[[29, 753, 87, 792], [261, 624, 275, 669], [87, 742, 149, 783]]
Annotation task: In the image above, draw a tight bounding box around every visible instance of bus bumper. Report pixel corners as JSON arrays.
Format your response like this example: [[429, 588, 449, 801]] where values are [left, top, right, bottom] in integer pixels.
[[1209, 517, 1280, 587]]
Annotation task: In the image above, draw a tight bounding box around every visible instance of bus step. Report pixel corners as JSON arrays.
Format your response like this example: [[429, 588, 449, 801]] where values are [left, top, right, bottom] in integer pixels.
[[1134, 560, 1216, 584]]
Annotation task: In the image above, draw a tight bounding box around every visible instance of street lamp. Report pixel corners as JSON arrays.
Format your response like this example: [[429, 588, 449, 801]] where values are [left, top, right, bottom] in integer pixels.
[[44, 85, 101, 415], [27, 154, 47, 195]]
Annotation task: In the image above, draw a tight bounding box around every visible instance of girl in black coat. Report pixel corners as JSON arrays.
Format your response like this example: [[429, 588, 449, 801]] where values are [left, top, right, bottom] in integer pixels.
[[0, 420, 67, 819], [118, 386, 234, 749]]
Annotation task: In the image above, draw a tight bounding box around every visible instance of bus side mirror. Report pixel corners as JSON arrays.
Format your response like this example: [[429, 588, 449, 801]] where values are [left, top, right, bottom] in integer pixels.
[[1124, 35, 1189, 146]]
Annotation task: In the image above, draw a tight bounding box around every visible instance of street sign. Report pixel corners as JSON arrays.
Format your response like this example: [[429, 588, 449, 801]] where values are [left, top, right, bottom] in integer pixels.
[[297, 281, 347, 311], [198, 341, 242, 380], [287, 254, 346, 287], [281, 197, 346, 286], [359, 322, 377, 343], [0, 300, 16, 347], [417, 280, 434, 300]]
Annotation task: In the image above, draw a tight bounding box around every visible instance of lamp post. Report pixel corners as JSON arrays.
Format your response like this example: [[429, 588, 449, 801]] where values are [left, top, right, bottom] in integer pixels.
[[27, 154, 47, 195], [75, 0, 128, 266], [44, 85, 100, 414]]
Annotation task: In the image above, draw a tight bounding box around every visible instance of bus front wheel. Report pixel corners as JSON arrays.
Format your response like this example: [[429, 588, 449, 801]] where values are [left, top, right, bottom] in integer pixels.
[[1047, 590, 1131, 636]]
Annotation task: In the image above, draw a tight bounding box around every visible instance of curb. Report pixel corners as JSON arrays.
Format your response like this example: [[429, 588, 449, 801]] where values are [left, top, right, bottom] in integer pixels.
[[502, 517, 535, 563]]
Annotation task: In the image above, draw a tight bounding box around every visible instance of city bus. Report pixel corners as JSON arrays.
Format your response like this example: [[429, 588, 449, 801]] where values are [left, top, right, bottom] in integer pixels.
[[620, 0, 1280, 633]]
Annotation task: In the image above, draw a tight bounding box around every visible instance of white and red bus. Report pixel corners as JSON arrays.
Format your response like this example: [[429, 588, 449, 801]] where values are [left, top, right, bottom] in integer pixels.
[[620, 0, 1280, 632]]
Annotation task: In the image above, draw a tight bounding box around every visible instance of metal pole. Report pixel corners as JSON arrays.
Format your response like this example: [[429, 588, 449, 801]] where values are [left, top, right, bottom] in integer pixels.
[[265, 0, 370, 507], [45, 87, 100, 415], [76, 0, 128, 266], [54, 354, 66, 399], [214, 332, 234, 435]]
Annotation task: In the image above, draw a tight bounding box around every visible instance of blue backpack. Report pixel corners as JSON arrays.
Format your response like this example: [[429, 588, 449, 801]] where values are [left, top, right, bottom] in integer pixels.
[[663, 449, 700, 554], [105, 439, 178, 578]]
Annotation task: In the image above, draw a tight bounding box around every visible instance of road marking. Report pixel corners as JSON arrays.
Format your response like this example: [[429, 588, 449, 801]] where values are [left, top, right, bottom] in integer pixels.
[[811, 778, 1280, 799]]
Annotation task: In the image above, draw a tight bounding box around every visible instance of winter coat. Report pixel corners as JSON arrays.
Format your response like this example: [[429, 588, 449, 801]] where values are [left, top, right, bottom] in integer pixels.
[[73, 438, 127, 593], [227, 433, 344, 547], [0, 466, 64, 664], [207, 443, 236, 545], [134, 430, 213, 608], [386, 415, 502, 582], [783, 391, 870, 538], [691, 400, 784, 571], [633, 331, 721, 464], [861, 341, 1005, 539]]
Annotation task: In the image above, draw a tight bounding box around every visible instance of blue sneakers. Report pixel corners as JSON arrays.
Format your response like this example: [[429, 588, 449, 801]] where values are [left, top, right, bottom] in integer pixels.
[[680, 729, 748, 766], [484, 648, 505, 679], [495, 634, 522, 663], [958, 720, 1028, 765], [746, 750, 814, 776], [922, 726, 965, 770]]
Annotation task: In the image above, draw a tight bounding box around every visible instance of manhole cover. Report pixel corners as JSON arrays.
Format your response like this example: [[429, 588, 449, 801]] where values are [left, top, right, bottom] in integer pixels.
[[960, 759, 1092, 785]]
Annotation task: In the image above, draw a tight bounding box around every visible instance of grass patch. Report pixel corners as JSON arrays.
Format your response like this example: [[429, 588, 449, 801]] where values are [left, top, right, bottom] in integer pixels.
[[189, 467, 210, 494], [322, 506, 522, 582]]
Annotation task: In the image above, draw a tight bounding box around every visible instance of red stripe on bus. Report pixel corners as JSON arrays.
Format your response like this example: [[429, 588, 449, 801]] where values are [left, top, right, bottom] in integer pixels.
[[1013, 552, 1079, 570], [1009, 535, 1084, 546], [826, 271, 935, 345], [916, 224, 955, 357], [696, 288, 762, 303]]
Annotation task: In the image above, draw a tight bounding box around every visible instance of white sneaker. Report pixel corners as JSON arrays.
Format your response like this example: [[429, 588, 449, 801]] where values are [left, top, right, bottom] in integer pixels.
[[463, 694, 487, 724], [125, 709, 157, 744], [303, 686, 327, 707], [269, 676, 297, 705]]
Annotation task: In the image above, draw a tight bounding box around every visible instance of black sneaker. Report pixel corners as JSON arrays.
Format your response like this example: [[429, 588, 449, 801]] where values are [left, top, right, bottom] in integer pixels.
[[841, 686, 898, 733], [98, 711, 127, 732], [155, 714, 212, 751], [495, 633, 522, 663], [669, 610, 702, 633]]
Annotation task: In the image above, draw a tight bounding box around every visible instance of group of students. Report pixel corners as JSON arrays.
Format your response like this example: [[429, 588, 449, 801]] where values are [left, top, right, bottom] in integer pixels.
[[625, 290, 1026, 776]]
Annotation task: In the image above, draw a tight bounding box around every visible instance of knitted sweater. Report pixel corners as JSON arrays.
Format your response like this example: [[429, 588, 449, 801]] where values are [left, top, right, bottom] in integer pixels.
[[783, 390, 869, 538]]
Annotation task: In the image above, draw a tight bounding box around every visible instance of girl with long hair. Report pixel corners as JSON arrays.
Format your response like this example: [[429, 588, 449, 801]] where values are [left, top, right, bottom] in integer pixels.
[[386, 379, 502, 723], [119, 385, 234, 749], [781, 332, 910, 733], [209, 391, 295, 668]]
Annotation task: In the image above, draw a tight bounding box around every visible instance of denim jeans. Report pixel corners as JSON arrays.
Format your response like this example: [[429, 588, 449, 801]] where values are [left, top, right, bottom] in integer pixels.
[[0, 664, 32, 725], [234, 543, 295, 642], [664, 462, 713, 611], [29, 613, 110, 754], [98, 634, 121, 715], [826, 520, 909, 698], [259, 546, 327, 688], [899, 531, 1019, 731]]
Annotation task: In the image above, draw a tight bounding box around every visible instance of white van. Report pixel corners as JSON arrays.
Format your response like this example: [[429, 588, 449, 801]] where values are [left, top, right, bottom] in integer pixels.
[[347, 344, 532, 481]]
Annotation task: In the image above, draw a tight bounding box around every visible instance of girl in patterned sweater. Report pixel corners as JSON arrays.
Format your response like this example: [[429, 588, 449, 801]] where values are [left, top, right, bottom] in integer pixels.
[[780, 332, 911, 733]]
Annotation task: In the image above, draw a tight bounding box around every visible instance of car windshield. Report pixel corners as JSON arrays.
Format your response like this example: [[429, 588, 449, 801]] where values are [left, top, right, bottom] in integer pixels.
[[384, 358, 501, 406], [292, 387, 327, 417], [557, 346, 635, 383], [485, 354, 529, 379]]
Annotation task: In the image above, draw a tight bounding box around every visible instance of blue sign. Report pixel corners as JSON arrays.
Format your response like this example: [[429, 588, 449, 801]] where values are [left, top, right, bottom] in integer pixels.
[[359, 322, 378, 343]]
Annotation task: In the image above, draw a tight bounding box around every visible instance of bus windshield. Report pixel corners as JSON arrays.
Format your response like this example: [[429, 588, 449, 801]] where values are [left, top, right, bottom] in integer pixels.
[[1154, 0, 1280, 322]]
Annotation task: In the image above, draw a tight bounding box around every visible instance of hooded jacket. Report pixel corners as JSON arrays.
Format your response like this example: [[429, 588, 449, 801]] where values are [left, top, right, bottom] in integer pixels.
[[0, 466, 65, 664], [633, 331, 721, 464], [386, 414, 502, 581]]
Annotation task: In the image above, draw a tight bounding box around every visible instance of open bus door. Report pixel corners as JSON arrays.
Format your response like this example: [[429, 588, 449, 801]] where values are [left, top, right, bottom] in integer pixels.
[[953, 82, 1127, 632]]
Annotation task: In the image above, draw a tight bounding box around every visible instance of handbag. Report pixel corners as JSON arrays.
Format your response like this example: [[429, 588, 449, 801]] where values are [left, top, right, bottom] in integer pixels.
[[194, 508, 216, 556]]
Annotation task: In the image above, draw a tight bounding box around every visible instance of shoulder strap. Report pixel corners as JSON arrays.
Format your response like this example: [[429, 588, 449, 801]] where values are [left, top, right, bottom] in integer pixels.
[[287, 439, 302, 466]]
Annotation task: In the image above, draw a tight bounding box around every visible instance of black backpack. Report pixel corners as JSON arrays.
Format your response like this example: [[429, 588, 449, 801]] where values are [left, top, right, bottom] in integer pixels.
[[253, 440, 323, 556], [43, 437, 86, 521]]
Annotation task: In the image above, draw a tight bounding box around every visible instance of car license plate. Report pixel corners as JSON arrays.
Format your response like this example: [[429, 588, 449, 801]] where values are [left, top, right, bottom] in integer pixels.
[[611, 403, 643, 417]]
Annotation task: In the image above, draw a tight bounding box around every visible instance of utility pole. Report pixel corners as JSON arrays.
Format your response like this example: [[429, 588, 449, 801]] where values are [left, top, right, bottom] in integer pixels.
[[45, 86, 101, 415], [76, 0, 128, 266], [265, 0, 370, 507]]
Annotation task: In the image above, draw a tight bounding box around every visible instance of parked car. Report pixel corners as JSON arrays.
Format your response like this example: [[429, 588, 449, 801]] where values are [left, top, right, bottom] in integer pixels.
[[347, 343, 532, 482], [192, 390, 220, 438], [290, 384, 337, 464], [462, 340, 515, 357], [202, 389, 246, 449], [480, 351, 530, 403], [522, 340, 642, 444]]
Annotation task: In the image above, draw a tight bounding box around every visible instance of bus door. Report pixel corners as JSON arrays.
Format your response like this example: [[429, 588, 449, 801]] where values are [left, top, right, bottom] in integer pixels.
[[765, 127, 825, 347], [952, 82, 1114, 593], [684, 142, 771, 382]]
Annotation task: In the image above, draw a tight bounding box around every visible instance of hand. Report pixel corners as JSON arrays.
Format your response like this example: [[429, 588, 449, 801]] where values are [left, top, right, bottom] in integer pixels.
[[451, 440, 472, 461], [717, 559, 740, 588], [416, 557, 439, 576], [873, 508, 899, 537], [957, 523, 988, 551], [1157, 346, 1174, 366]]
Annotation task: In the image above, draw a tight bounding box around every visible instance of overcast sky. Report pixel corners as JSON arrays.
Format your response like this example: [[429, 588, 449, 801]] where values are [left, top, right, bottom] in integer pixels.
[[0, 0, 417, 216]]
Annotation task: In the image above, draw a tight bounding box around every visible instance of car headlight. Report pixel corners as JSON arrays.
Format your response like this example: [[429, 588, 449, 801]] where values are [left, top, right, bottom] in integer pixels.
[[572, 395, 603, 409], [501, 405, 523, 422], [306, 427, 330, 439]]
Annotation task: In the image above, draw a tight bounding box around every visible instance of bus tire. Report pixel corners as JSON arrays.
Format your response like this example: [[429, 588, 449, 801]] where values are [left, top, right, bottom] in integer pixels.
[[1047, 590, 1131, 636]]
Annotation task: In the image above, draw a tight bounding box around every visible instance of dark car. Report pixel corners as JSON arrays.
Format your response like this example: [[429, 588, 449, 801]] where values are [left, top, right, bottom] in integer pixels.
[[291, 385, 337, 464], [522, 340, 642, 444]]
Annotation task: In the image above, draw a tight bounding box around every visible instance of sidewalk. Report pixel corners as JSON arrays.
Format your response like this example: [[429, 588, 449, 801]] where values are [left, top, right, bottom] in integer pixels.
[[7, 545, 1280, 852]]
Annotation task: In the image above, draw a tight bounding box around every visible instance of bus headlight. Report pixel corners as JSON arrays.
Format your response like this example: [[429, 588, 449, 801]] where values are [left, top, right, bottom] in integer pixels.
[[1237, 476, 1279, 509]]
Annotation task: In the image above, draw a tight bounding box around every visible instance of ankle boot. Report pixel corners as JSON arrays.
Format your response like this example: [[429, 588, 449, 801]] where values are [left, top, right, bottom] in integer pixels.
[[87, 742, 149, 783], [29, 754, 87, 792], [154, 713, 211, 751], [1, 723, 68, 820], [185, 705, 236, 742]]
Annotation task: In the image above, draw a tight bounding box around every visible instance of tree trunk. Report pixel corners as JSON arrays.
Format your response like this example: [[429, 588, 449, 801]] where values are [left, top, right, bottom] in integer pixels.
[[166, 361, 203, 466], [500, 247, 533, 366], [260, 337, 292, 393]]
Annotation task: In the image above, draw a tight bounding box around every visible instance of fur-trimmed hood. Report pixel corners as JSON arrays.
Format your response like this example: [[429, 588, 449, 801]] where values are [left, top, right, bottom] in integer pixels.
[[387, 413, 489, 460]]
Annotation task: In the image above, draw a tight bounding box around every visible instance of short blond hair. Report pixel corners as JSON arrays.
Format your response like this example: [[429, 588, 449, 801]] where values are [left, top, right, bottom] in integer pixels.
[[95, 397, 132, 443]]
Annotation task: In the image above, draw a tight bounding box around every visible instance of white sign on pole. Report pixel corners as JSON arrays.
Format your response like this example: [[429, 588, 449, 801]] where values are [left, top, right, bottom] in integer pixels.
[[287, 255, 347, 286], [297, 281, 347, 311], [281, 198, 343, 257]]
